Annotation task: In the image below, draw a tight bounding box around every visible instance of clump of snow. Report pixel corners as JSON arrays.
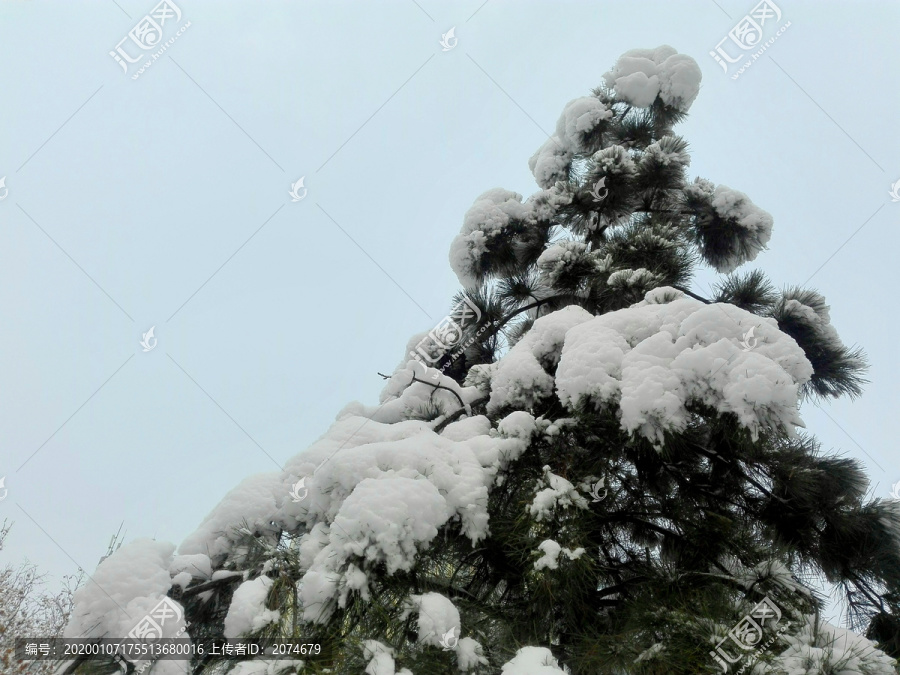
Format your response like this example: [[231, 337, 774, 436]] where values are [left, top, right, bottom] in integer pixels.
[[709, 185, 773, 271], [533, 539, 585, 571], [642, 136, 690, 168], [457, 637, 489, 671], [487, 305, 594, 412], [362, 640, 414, 675], [498, 411, 537, 440], [65, 539, 184, 642], [529, 466, 589, 522], [776, 617, 897, 675], [603, 46, 702, 112], [171, 572, 192, 590], [552, 295, 813, 445], [179, 472, 283, 563], [528, 97, 613, 189], [536, 240, 591, 286], [347, 360, 477, 424], [685, 179, 774, 273], [635, 643, 665, 663], [592, 144, 636, 176], [501, 646, 567, 675], [223, 576, 280, 638], [406, 592, 461, 648], [463, 362, 494, 394], [331, 477, 450, 575], [169, 553, 212, 580], [529, 137, 572, 190], [278, 413, 529, 623], [526, 183, 575, 221], [606, 267, 660, 289], [441, 414, 492, 441], [449, 188, 531, 287]]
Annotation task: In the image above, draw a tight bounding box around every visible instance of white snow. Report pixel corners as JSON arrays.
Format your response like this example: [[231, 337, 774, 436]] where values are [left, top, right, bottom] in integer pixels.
[[64, 539, 185, 643], [533, 540, 585, 571], [528, 97, 612, 189], [441, 414, 492, 441], [169, 553, 212, 580], [362, 640, 414, 675], [603, 46, 701, 112], [552, 291, 813, 445], [487, 305, 594, 412], [497, 411, 537, 440], [501, 646, 567, 675], [223, 576, 280, 638], [179, 472, 283, 563], [456, 636, 489, 671], [529, 466, 590, 523], [449, 188, 532, 287], [406, 592, 461, 648], [684, 179, 774, 273], [776, 617, 897, 675]]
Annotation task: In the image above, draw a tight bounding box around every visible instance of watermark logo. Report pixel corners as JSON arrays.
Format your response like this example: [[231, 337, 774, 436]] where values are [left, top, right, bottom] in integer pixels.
[[0, 476, 7, 501], [410, 297, 482, 369], [739, 326, 757, 352], [589, 478, 608, 502], [890, 481, 900, 500], [440, 27, 458, 52], [140, 326, 157, 352], [109, 0, 191, 80], [439, 626, 459, 650], [289, 477, 309, 503], [289, 177, 307, 202], [709, 0, 789, 80], [0, 177, 8, 201], [709, 596, 789, 673], [889, 180, 900, 202], [127, 597, 187, 674], [127, 597, 183, 640], [590, 177, 609, 203]]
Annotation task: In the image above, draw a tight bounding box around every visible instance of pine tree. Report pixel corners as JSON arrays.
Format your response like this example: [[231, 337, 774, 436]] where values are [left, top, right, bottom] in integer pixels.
[[60, 45, 900, 675]]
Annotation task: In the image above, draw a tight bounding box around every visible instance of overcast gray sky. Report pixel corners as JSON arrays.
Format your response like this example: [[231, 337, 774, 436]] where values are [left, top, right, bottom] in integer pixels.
[[1, 0, 898, 626]]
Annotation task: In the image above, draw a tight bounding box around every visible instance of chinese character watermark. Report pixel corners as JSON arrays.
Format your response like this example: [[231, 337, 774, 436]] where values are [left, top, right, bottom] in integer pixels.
[[109, 0, 191, 80], [709, 596, 790, 673], [709, 1, 791, 80]]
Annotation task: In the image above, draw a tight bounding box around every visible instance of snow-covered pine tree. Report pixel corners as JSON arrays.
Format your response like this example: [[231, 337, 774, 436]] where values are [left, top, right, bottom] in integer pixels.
[[59, 46, 900, 675]]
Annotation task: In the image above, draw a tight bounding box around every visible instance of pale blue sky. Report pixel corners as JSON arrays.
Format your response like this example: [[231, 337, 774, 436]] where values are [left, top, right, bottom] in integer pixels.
[[1, 0, 898, 627]]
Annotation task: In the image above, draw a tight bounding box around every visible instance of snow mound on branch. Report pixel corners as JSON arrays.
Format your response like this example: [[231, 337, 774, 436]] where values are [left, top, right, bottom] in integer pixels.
[[534, 540, 585, 571], [64, 539, 181, 640], [776, 617, 897, 675], [684, 179, 774, 273], [333, 477, 450, 574], [457, 637, 489, 671], [529, 465, 589, 522], [362, 641, 414, 675], [169, 553, 212, 580], [343, 360, 478, 424], [488, 305, 594, 412], [501, 647, 567, 675], [223, 576, 280, 638], [528, 97, 612, 189], [276, 414, 528, 623], [406, 592, 460, 648], [179, 472, 282, 562], [495, 291, 812, 445], [441, 414, 492, 441], [449, 186, 573, 286], [449, 188, 531, 287], [603, 46, 702, 112]]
